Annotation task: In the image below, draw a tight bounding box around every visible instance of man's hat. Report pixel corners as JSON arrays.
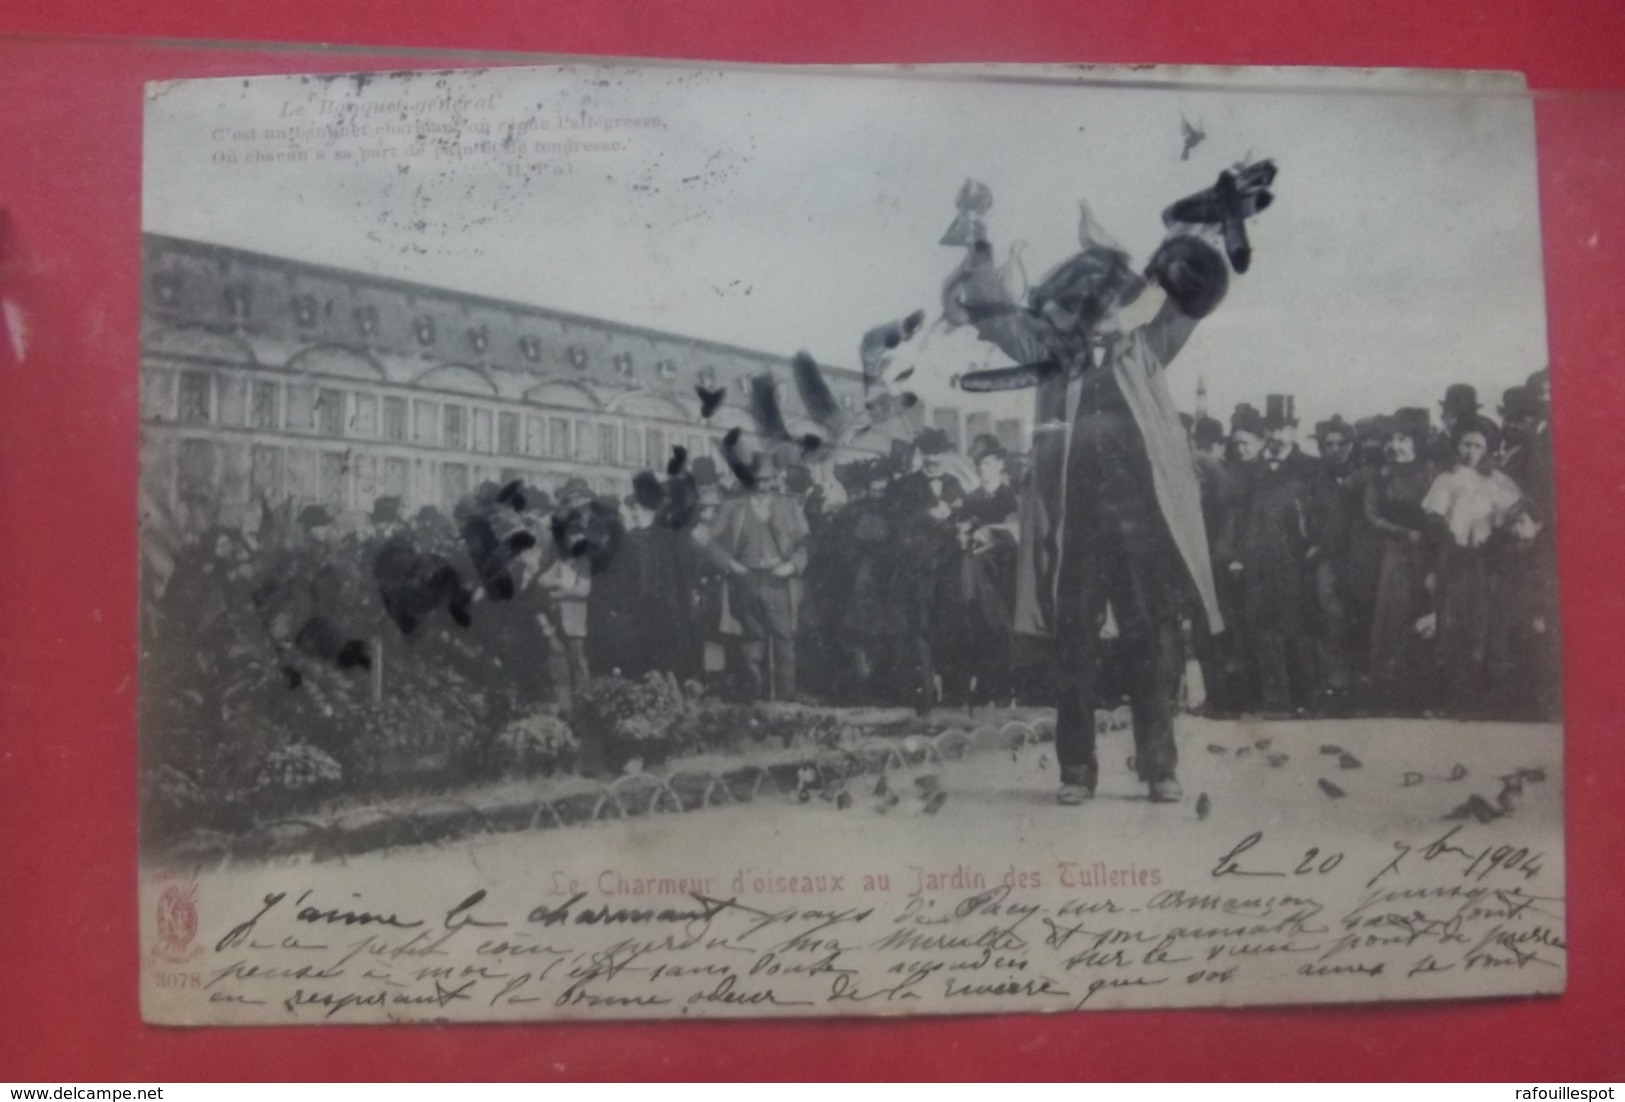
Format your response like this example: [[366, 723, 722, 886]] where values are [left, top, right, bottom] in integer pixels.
[[559, 477, 596, 506], [834, 459, 868, 492], [1392, 407, 1432, 443], [1441, 383, 1481, 415], [1231, 404, 1266, 438], [369, 496, 404, 525], [689, 455, 719, 486], [1358, 414, 1395, 442], [631, 470, 665, 511], [298, 504, 335, 530], [968, 432, 1007, 462], [783, 464, 814, 496], [1500, 386, 1541, 421], [914, 427, 955, 456], [1526, 367, 1551, 391], [1263, 394, 1297, 429], [1179, 411, 1195, 433], [1193, 416, 1226, 448], [1314, 415, 1353, 442]]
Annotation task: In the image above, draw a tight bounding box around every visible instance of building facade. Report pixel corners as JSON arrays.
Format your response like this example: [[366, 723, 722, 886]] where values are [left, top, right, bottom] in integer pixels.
[[141, 235, 1026, 535]]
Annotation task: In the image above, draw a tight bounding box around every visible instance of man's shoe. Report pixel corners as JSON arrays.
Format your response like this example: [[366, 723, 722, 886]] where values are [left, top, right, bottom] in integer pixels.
[[1057, 783, 1095, 806], [1148, 778, 1184, 803]]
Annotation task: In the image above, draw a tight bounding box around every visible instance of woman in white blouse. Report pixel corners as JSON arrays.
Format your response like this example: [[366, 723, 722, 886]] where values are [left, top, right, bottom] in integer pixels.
[[1422, 416, 1523, 716]]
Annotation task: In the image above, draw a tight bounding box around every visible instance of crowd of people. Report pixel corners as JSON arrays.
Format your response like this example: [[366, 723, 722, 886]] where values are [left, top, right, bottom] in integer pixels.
[[436, 362, 1560, 724], [1194, 371, 1559, 722], [149, 366, 1560, 730]]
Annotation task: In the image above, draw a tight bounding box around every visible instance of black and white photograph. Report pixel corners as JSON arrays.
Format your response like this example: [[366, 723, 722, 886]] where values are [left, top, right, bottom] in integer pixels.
[[136, 62, 1565, 1023]]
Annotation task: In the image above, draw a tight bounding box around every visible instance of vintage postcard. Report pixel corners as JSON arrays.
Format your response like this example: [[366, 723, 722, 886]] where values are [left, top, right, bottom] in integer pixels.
[[138, 61, 1564, 1024]]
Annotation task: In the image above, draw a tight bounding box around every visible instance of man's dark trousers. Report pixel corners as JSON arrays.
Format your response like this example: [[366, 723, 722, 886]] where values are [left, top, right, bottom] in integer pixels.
[[1052, 392, 1184, 791]]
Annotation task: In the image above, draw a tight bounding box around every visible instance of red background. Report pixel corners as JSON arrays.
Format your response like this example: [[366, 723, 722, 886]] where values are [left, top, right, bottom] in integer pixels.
[[1, 0, 1622, 1082]]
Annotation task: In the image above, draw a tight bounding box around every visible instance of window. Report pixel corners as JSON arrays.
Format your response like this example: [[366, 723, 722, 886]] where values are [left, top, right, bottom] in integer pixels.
[[286, 383, 316, 431], [285, 450, 317, 502], [645, 428, 665, 471], [598, 424, 619, 466], [574, 420, 594, 462], [383, 396, 408, 442], [441, 462, 470, 509], [623, 424, 643, 468], [141, 368, 176, 422], [443, 405, 467, 450], [524, 415, 545, 456], [472, 409, 493, 453], [317, 388, 347, 437], [687, 434, 706, 461], [217, 377, 247, 426], [932, 407, 962, 450], [548, 417, 570, 460], [250, 445, 283, 499], [415, 400, 440, 445], [498, 412, 521, 456], [319, 451, 348, 508], [251, 381, 280, 430], [965, 412, 993, 447], [353, 454, 379, 506], [352, 393, 379, 437], [995, 418, 1024, 453], [178, 439, 215, 498], [383, 458, 410, 501], [178, 372, 211, 423]]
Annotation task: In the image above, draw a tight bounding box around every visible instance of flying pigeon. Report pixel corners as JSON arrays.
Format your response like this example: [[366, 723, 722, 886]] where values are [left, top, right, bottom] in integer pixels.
[[719, 427, 760, 489], [1180, 115, 1206, 160], [1318, 779, 1346, 799], [1195, 793, 1211, 820], [695, 384, 726, 419]]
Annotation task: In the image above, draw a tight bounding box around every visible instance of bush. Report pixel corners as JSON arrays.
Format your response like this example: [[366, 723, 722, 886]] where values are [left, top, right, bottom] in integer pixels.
[[491, 713, 579, 778], [251, 743, 344, 817], [570, 672, 695, 772]]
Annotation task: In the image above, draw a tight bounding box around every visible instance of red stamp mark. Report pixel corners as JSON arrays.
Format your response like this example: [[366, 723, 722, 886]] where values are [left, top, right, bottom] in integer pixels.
[[154, 881, 201, 963]]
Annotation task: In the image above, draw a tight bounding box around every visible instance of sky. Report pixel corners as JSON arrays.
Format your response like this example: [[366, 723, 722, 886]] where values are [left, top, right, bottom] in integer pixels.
[[143, 63, 1550, 437]]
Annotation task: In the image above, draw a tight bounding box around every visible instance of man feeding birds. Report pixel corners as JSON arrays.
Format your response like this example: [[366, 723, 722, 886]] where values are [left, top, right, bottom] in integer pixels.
[[945, 161, 1277, 805]]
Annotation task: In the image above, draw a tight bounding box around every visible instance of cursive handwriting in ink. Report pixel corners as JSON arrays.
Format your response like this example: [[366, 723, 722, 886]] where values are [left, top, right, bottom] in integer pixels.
[[216, 892, 287, 952]]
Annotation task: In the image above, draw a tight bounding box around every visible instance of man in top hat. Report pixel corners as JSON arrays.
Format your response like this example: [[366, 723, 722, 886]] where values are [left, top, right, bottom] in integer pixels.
[[889, 427, 971, 709], [538, 476, 610, 697], [1432, 383, 1481, 466], [821, 454, 912, 703], [702, 446, 811, 701], [1503, 377, 1556, 524], [1307, 415, 1363, 703], [584, 471, 696, 681], [1527, 367, 1552, 422], [1342, 414, 1394, 682], [1226, 394, 1321, 715], [1188, 414, 1237, 714]]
